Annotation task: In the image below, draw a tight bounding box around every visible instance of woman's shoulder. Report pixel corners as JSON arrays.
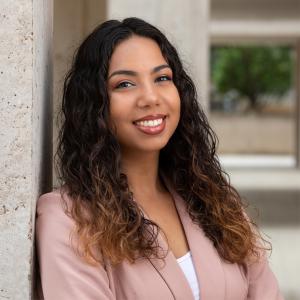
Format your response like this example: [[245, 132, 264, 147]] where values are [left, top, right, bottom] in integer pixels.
[[35, 189, 78, 255], [36, 188, 74, 225], [37, 189, 62, 208]]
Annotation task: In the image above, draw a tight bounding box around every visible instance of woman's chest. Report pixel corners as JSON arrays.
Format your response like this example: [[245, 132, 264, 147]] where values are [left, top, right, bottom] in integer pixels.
[[106, 253, 249, 300], [141, 195, 190, 259]]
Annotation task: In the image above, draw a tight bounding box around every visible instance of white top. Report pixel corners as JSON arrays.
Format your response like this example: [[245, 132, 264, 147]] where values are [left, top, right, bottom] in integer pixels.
[[176, 251, 200, 300]]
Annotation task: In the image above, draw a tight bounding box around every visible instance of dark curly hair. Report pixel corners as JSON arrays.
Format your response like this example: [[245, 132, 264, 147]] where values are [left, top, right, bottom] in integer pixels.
[[57, 17, 267, 266]]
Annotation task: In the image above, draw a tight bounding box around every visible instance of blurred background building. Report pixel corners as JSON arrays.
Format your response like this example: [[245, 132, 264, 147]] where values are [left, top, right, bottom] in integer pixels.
[[0, 0, 299, 299]]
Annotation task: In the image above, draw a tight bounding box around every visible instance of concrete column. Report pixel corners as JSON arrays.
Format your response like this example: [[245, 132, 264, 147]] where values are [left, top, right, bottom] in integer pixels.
[[107, 0, 210, 112], [0, 1, 53, 299]]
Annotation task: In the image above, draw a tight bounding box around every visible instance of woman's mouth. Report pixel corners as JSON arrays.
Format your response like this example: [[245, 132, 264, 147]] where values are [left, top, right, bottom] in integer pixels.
[[133, 116, 167, 135]]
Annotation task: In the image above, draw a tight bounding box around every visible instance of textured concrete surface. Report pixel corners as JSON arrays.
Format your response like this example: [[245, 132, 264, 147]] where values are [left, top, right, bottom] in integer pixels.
[[0, 1, 52, 299], [211, 114, 295, 155], [211, 0, 300, 20]]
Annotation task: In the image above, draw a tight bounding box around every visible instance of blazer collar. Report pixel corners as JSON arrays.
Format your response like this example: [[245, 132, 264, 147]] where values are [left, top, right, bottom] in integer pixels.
[[144, 175, 226, 300], [166, 179, 226, 300]]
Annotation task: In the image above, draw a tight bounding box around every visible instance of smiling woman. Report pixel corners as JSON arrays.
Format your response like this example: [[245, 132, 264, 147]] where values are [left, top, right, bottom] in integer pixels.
[[35, 17, 283, 300], [108, 36, 180, 153]]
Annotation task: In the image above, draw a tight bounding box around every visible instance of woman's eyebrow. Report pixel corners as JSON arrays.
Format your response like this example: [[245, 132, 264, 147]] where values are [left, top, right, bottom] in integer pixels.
[[108, 64, 171, 79]]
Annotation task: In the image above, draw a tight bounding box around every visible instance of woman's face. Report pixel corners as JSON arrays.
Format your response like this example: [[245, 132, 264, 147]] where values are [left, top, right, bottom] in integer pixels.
[[107, 35, 180, 155]]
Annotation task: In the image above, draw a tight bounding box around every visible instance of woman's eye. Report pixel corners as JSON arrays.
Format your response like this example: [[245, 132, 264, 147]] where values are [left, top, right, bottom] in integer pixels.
[[115, 81, 134, 89], [156, 75, 172, 82]]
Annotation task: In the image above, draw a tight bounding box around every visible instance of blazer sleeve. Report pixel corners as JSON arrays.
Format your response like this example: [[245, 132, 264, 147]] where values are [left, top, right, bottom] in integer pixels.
[[35, 192, 115, 300], [246, 251, 284, 300]]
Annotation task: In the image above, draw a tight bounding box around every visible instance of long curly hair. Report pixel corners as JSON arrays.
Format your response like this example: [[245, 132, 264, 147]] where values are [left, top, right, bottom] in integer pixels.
[[57, 17, 267, 266]]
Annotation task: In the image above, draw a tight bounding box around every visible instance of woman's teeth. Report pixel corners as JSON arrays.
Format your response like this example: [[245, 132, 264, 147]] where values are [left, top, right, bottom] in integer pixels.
[[135, 118, 163, 127]]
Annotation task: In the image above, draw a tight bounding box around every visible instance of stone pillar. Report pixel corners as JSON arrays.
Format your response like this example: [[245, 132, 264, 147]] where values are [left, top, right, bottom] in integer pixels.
[[107, 0, 210, 112], [0, 1, 53, 299]]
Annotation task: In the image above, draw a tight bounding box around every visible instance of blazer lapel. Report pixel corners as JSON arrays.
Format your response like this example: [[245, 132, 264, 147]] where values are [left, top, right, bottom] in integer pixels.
[[147, 233, 196, 299], [132, 175, 226, 299], [165, 180, 226, 300], [134, 188, 194, 300], [134, 192, 195, 298]]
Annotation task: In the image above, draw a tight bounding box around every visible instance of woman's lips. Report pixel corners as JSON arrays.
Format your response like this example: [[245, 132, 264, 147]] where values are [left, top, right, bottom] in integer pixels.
[[133, 116, 166, 135]]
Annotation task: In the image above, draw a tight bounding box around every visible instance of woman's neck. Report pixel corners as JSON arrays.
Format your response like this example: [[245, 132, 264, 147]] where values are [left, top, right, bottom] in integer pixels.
[[120, 150, 166, 202]]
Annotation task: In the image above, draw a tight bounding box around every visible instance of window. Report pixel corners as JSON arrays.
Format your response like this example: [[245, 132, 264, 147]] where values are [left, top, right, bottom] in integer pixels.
[[210, 45, 297, 168]]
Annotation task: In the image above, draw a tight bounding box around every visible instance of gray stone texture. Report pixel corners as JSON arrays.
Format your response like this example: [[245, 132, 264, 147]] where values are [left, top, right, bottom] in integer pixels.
[[0, 0, 53, 299]]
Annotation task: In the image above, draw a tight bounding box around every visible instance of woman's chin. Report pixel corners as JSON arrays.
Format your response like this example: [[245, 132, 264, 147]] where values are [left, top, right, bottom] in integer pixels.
[[121, 140, 169, 154]]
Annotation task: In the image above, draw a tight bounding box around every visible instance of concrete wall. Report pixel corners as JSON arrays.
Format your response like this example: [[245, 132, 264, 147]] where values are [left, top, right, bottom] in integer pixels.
[[0, 1, 53, 299], [211, 0, 300, 20]]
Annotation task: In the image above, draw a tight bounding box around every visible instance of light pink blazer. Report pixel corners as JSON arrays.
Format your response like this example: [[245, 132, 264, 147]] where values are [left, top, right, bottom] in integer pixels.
[[35, 182, 283, 300]]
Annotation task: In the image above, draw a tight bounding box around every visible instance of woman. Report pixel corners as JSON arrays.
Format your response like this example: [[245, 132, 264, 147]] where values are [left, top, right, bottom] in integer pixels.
[[36, 17, 283, 299]]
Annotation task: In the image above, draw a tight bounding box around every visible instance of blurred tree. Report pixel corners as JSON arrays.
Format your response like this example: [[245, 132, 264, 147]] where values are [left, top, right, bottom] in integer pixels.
[[211, 46, 293, 111]]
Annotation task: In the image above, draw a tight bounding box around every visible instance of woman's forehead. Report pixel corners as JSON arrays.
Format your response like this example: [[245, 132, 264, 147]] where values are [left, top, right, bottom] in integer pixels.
[[108, 36, 167, 73]]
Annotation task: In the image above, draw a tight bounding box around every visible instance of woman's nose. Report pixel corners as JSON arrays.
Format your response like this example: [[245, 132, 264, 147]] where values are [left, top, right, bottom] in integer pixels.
[[136, 82, 160, 108]]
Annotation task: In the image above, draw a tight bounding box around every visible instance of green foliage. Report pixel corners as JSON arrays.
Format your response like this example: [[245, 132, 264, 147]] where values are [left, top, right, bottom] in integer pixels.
[[211, 46, 293, 109]]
